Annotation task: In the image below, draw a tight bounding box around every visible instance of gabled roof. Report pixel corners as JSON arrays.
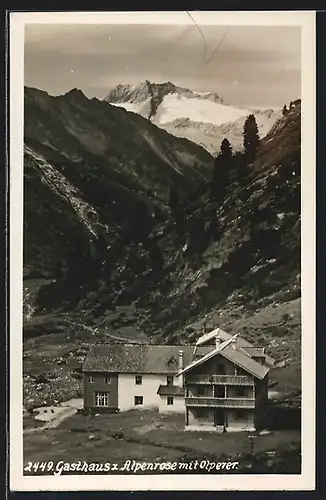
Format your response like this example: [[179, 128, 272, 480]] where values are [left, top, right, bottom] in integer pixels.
[[83, 327, 273, 378], [176, 335, 238, 377], [196, 329, 221, 346], [220, 345, 269, 379], [82, 344, 212, 374], [196, 327, 275, 367], [177, 334, 269, 380], [157, 385, 185, 396]]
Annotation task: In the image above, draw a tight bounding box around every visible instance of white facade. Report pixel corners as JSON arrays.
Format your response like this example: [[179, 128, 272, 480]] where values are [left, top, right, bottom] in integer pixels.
[[118, 373, 170, 411], [158, 395, 185, 414]]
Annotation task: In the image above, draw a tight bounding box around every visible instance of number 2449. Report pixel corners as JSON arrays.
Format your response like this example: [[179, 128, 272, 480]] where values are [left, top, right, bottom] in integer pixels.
[[24, 461, 54, 473]]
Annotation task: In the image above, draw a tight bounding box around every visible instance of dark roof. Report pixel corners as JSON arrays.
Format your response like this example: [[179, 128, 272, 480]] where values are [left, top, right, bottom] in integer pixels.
[[82, 344, 212, 374], [157, 385, 185, 396]]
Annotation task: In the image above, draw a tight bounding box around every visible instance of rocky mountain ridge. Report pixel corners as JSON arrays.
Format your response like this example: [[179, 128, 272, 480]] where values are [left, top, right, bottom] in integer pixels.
[[24, 85, 214, 279], [105, 80, 225, 117]]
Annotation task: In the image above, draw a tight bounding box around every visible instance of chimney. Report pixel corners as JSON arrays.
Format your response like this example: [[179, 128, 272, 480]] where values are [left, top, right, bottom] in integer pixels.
[[178, 350, 184, 371], [178, 350, 184, 387], [215, 333, 221, 349], [231, 338, 237, 350], [203, 317, 207, 334]]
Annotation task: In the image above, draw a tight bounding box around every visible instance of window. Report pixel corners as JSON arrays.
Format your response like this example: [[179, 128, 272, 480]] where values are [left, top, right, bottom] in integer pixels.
[[237, 386, 246, 397], [167, 375, 173, 386], [135, 375, 142, 385], [88, 376, 94, 383], [95, 392, 109, 407], [167, 396, 174, 405], [134, 396, 143, 405], [105, 376, 111, 384]]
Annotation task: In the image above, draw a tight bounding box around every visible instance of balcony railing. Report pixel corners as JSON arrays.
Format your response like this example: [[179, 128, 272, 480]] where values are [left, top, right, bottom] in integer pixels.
[[185, 397, 256, 409], [186, 375, 254, 386]]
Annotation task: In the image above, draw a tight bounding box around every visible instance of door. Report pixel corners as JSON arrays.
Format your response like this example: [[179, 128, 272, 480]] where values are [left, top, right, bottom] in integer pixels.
[[214, 385, 225, 397], [214, 409, 225, 426]]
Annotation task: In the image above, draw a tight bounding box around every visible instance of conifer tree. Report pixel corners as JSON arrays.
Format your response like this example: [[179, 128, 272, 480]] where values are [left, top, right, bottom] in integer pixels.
[[211, 138, 233, 200], [220, 138, 233, 158], [243, 114, 260, 163]]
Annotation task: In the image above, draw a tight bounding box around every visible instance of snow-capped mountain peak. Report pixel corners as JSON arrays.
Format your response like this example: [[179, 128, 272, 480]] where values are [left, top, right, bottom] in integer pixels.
[[104, 81, 282, 154], [105, 80, 224, 106]]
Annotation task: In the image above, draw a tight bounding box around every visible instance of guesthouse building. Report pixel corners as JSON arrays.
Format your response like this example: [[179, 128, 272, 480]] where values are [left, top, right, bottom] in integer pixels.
[[82, 327, 275, 432]]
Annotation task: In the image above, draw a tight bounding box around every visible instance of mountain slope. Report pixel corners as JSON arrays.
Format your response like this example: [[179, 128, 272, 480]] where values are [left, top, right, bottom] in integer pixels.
[[24, 86, 214, 281], [24, 94, 300, 334], [105, 80, 282, 154], [143, 101, 301, 342], [23, 94, 301, 409], [25, 86, 213, 194]]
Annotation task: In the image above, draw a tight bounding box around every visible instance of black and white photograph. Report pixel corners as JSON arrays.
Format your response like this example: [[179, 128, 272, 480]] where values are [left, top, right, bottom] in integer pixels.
[[9, 10, 316, 491]]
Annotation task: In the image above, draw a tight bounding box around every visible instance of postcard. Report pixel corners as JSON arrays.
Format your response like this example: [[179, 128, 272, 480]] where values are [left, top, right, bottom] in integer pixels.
[[9, 9, 316, 491]]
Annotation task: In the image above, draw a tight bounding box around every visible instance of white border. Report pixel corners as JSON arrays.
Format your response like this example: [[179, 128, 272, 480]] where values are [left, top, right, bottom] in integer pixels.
[[9, 10, 316, 491]]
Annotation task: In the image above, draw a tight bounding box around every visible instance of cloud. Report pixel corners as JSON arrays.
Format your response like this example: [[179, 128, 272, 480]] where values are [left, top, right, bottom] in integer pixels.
[[24, 23, 301, 107]]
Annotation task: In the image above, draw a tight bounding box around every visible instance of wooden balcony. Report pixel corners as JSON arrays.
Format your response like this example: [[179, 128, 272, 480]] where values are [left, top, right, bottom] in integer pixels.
[[186, 374, 254, 386], [185, 397, 256, 409]]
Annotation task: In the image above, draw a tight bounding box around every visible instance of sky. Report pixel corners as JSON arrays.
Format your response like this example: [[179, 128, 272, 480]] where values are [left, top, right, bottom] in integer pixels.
[[24, 22, 301, 108]]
